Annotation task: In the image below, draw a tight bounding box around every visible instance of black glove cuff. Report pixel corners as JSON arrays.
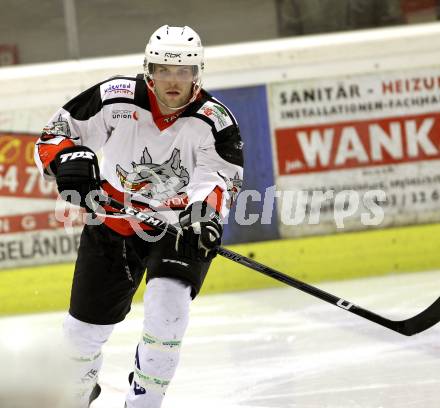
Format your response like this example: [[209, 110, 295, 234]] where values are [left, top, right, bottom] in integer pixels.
[[53, 145, 98, 175], [53, 145, 101, 208], [179, 201, 223, 229]]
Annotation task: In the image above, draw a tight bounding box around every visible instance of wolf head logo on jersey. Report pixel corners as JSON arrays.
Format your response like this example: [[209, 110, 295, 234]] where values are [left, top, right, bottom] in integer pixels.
[[116, 147, 190, 201], [41, 114, 79, 141]]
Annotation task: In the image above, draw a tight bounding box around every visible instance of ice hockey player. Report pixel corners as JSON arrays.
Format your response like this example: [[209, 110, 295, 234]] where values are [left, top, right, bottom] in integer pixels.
[[34, 25, 244, 407]]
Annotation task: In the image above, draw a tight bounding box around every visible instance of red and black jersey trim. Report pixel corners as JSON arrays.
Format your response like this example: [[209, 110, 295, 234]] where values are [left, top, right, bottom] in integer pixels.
[[205, 185, 224, 213], [63, 83, 104, 120], [63, 75, 152, 120], [184, 92, 243, 167], [61, 76, 243, 167]]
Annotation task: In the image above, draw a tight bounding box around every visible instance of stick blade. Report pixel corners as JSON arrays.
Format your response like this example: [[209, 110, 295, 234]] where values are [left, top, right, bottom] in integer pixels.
[[400, 296, 440, 336]]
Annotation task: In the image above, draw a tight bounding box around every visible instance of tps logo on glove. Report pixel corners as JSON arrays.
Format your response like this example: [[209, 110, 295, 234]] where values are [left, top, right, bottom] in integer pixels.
[[54, 145, 101, 210], [59, 151, 96, 163]]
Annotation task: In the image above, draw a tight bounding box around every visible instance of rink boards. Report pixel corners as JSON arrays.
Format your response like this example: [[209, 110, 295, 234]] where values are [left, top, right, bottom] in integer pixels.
[[1, 24, 440, 314], [1, 222, 440, 316]]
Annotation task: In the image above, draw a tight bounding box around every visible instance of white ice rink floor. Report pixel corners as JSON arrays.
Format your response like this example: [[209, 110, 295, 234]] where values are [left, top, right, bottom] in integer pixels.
[[1, 269, 440, 408]]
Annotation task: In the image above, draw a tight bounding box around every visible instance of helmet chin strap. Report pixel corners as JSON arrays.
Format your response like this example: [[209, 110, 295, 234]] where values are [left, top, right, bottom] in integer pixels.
[[145, 75, 201, 112]]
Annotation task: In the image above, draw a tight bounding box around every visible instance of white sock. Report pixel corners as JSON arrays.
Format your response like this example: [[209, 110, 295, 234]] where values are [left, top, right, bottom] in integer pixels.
[[63, 314, 114, 408], [125, 278, 191, 408]]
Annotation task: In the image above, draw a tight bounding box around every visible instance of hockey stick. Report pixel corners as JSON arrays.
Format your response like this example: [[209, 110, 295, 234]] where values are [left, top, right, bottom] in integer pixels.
[[99, 195, 440, 336]]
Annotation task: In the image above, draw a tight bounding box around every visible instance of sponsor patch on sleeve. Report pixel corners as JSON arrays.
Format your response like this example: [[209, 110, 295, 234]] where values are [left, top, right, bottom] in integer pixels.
[[197, 101, 233, 132], [100, 79, 136, 100]]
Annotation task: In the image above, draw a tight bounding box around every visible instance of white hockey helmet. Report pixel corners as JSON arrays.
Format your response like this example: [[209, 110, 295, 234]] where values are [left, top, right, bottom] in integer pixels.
[[144, 25, 204, 109]]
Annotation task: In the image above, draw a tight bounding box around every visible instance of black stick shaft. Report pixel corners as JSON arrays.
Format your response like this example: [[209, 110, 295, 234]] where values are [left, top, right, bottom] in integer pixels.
[[104, 196, 440, 336]]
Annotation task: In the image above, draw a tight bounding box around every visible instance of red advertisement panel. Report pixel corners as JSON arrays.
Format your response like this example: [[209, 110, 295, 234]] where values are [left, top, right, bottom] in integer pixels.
[[276, 112, 440, 175], [0, 210, 84, 234], [0, 133, 58, 199], [0, 44, 19, 66]]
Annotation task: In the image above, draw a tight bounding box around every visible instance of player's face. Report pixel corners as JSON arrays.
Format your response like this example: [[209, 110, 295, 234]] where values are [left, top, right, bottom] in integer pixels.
[[152, 64, 195, 111]]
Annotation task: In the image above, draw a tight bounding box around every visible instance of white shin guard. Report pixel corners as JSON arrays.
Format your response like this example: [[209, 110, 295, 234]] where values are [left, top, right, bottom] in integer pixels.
[[126, 277, 191, 408], [63, 314, 114, 408]]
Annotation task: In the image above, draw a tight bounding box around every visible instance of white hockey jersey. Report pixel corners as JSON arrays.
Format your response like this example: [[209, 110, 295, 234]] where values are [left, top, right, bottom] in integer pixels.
[[35, 74, 244, 235]]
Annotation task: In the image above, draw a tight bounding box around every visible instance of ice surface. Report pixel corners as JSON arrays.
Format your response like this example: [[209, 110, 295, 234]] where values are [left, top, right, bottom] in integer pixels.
[[1, 270, 439, 408]]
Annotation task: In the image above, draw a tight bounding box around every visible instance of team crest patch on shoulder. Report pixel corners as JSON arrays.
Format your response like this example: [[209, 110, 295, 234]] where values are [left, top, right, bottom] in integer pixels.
[[41, 114, 75, 139], [100, 79, 136, 100], [217, 171, 243, 209], [197, 101, 233, 132]]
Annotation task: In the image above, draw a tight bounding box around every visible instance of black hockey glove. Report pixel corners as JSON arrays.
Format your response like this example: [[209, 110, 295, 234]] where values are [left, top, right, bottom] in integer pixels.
[[175, 201, 223, 261], [53, 145, 100, 208]]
